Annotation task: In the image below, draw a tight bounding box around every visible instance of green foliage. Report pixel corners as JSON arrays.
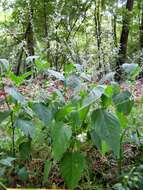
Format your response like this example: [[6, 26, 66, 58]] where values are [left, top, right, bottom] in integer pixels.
[[19, 140, 31, 160], [8, 71, 32, 87], [31, 103, 53, 125], [5, 87, 27, 105], [0, 64, 140, 189], [43, 160, 52, 185], [60, 152, 85, 189], [51, 122, 72, 160], [35, 59, 49, 72], [18, 167, 29, 181], [91, 109, 120, 156], [0, 110, 11, 123], [0, 157, 15, 167], [0, 0, 143, 188], [113, 91, 134, 115], [114, 165, 143, 190], [121, 63, 141, 80], [0, 59, 9, 72], [15, 119, 35, 139]]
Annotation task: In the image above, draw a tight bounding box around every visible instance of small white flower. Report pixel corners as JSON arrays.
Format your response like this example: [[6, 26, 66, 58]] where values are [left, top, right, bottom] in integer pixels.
[[77, 133, 87, 143]]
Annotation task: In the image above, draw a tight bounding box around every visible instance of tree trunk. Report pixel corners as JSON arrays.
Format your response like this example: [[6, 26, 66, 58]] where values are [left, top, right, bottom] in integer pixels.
[[26, 4, 35, 72], [112, 14, 117, 48], [43, 0, 50, 65], [16, 49, 24, 75], [140, 4, 143, 60], [115, 0, 134, 81], [94, 0, 102, 69], [137, 3, 143, 79]]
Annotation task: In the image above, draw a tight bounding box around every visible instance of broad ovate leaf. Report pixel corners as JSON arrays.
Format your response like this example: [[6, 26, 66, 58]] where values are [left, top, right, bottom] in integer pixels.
[[15, 119, 35, 139], [5, 87, 27, 105], [122, 63, 139, 74], [0, 157, 15, 167], [113, 91, 134, 114], [90, 130, 102, 150], [19, 141, 31, 159], [0, 110, 11, 123], [18, 167, 29, 181], [43, 160, 52, 184], [82, 85, 106, 109], [66, 75, 81, 88], [51, 122, 72, 160], [31, 103, 53, 125], [91, 109, 120, 156], [55, 104, 73, 121], [47, 69, 65, 81], [60, 152, 85, 189], [122, 63, 140, 79]]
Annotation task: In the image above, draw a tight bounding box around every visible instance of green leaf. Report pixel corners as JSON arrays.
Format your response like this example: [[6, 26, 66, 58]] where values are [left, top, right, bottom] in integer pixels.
[[43, 160, 52, 184], [113, 91, 134, 114], [0, 157, 15, 167], [60, 152, 85, 189], [51, 122, 72, 160], [35, 59, 49, 71], [66, 75, 81, 88], [121, 63, 141, 80], [0, 110, 11, 123], [101, 72, 115, 83], [101, 141, 110, 155], [47, 69, 65, 81], [5, 87, 27, 105], [31, 103, 53, 125], [90, 130, 102, 150], [15, 119, 35, 139], [0, 59, 9, 71], [122, 63, 139, 75], [116, 112, 128, 129], [69, 110, 81, 128], [101, 94, 112, 108], [8, 71, 32, 86], [19, 141, 31, 160], [55, 104, 73, 121], [91, 131, 110, 155], [81, 85, 106, 109], [18, 167, 29, 181], [104, 83, 120, 97], [64, 63, 75, 75], [91, 109, 120, 156]]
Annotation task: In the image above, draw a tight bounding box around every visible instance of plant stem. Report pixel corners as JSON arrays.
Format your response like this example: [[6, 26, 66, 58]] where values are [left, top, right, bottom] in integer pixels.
[[0, 75, 15, 157], [0, 182, 7, 190], [118, 127, 130, 175]]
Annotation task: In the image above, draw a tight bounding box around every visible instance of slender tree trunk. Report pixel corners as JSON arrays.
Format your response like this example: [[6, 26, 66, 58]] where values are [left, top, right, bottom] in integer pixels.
[[26, 16, 34, 56], [16, 18, 34, 76], [26, 2, 35, 72], [112, 14, 117, 48], [43, 0, 50, 66], [115, 0, 134, 81], [16, 49, 24, 75], [94, 0, 102, 69], [140, 4, 143, 61], [118, 0, 134, 65]]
